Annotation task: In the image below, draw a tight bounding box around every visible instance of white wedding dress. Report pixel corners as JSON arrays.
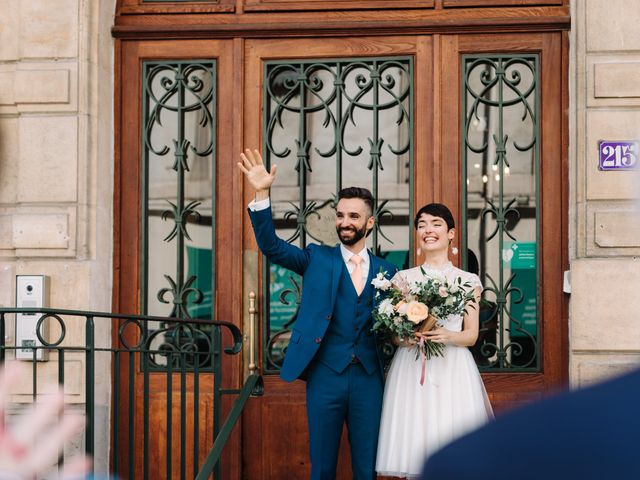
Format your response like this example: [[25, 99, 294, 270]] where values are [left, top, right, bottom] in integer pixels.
[[376, 262, 493, 478]]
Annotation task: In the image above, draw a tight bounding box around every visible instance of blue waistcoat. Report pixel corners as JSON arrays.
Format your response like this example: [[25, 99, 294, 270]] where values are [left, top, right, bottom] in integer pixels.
[[313, 264, 379, 375]]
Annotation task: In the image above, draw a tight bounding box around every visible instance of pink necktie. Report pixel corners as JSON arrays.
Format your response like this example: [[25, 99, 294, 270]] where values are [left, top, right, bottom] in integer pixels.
[[350, 254, 364, 295]]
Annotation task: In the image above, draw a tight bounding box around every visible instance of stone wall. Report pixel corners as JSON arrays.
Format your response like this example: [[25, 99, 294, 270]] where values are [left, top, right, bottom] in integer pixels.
[[570, 0, 640, 387], [0, 0, 115, 473]]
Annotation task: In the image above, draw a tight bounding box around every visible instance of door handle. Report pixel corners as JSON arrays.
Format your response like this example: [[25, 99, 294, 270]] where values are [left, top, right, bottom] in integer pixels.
[[248, 291, 258, 374]]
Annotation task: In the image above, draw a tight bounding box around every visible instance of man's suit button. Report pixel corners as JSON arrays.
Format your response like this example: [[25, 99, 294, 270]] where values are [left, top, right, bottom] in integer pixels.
[[315, 337, 322, 344], [326, 314, 332, 321]]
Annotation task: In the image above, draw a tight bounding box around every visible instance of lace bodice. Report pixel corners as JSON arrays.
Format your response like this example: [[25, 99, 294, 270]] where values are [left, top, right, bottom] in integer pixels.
[[391, 262, 482, 332]]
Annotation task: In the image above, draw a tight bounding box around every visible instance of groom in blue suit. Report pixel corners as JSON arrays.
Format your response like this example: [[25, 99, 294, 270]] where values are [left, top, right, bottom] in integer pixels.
[[238, 149, 397, 480]]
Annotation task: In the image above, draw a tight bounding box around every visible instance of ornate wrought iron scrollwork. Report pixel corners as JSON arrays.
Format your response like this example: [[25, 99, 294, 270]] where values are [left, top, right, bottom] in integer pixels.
[[265, 273, 302, 371], [145, 322, 213, 369], [263, 57, 413, 373], [141, 60, 216, 370], [463, 55, 540, 371]]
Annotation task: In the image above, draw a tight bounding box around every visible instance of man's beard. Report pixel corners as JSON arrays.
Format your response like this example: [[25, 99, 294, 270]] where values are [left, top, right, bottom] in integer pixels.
[[337, 225, 367, 246]]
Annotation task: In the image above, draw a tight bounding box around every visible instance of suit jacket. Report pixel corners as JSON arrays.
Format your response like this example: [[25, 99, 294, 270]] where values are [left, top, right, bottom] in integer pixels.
[[421, 367, 640, 479], [248, 205, 397, 382]]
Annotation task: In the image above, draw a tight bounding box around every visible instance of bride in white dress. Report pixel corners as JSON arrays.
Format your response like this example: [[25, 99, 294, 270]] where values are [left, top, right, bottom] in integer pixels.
[[376, 203, 493, 478]]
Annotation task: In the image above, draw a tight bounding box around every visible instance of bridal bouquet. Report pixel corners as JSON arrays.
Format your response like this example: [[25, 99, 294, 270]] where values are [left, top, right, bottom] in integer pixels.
[[371, 267, 477, 361]]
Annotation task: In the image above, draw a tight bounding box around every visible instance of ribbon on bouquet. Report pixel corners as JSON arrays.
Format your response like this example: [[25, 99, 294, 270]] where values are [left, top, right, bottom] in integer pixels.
[[417, 336, 440, 387], [418, 336, 427, 386]]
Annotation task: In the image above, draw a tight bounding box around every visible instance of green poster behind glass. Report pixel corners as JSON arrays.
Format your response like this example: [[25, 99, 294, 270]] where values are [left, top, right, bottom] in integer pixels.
[[505, 242, 537, 337], [186, 246, 213, 320], [269, 264, 301, 332]]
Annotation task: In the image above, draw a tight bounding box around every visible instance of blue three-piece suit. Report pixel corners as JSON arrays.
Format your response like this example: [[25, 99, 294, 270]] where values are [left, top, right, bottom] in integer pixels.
[[249, 206, 397, 480]]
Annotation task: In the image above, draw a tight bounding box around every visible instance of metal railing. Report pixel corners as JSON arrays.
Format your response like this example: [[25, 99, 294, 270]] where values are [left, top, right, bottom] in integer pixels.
[[0, 307, 263, 479]]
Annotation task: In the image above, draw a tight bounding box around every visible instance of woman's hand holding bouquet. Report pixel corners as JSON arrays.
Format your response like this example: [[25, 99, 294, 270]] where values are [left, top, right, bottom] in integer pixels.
[[371, 267, 477, 383]]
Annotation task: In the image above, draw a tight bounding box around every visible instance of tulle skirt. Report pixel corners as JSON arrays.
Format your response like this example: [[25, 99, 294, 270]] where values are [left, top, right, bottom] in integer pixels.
[[376, 345, 493, 478]]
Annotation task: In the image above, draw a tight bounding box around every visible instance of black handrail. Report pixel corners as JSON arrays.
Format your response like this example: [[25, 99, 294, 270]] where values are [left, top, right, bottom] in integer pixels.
[[0, 307, 263, 479]]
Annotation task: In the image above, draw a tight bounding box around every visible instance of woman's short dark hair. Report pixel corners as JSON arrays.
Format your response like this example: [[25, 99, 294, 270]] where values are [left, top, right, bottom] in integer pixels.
[[414, 203, 455, 230], [337, 187, 374, 216]]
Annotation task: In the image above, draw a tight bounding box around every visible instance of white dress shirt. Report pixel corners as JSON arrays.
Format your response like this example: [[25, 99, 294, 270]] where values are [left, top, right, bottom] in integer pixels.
[[248, 197, 271, 212]]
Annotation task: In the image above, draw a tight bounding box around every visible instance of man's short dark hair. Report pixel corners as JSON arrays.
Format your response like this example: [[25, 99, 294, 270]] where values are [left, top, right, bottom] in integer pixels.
[[337, 187, 374, 216], [414, 203, 455, 230]]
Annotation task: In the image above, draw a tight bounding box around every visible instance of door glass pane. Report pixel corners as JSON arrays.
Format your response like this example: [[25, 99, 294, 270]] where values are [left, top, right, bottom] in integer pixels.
[[263, 57, 413, 372], [462, 54, 540, 371], [141, 60, 216, 369]]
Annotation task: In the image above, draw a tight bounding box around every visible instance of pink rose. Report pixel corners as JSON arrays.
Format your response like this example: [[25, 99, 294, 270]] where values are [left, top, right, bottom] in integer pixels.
[[438, 286, 448, 298], [405, 301, 429, 324], [395, 300, 408, 315]]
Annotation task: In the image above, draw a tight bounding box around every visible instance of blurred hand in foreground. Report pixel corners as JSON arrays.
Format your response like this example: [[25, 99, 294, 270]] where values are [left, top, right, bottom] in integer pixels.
[[0, 361, 90, 479]]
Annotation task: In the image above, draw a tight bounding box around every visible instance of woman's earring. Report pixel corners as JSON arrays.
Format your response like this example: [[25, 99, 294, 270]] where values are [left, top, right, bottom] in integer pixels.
[[451, 246, 459, 256]]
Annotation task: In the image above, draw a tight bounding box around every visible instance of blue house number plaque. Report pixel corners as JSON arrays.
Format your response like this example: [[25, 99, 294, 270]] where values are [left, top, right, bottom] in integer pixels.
[[598, 141, 638, 170]]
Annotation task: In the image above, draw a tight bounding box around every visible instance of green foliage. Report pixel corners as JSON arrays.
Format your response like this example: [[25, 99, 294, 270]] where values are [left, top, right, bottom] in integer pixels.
[[371, 266, 477, 360]]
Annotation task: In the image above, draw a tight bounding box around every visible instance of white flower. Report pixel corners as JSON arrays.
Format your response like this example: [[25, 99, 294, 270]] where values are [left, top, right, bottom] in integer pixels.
[[431, 271, 446, 283], [409, 282, 422, 295], [393, 316, 403, 325], [371, 272, 392, 291], [378, 298, 395, 317]]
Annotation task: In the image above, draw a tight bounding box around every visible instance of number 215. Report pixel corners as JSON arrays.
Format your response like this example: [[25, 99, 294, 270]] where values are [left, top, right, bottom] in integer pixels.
[[601, 143, 638, 169]]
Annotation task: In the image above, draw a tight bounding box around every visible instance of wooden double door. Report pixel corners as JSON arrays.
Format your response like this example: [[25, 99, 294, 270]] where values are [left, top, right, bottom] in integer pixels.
[[115, 31, 567, 479]]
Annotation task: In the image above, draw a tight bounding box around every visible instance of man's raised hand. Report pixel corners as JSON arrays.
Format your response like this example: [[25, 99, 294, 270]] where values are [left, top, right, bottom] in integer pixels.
[[237, 149, 277, 195]]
